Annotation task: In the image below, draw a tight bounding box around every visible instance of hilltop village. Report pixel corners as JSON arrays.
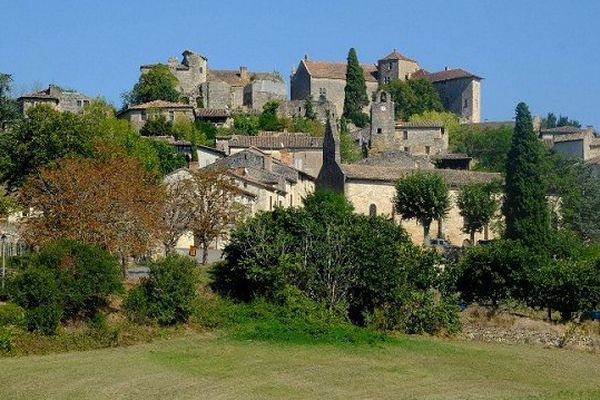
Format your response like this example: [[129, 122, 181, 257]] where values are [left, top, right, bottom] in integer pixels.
[[8, 48, 598, 249]]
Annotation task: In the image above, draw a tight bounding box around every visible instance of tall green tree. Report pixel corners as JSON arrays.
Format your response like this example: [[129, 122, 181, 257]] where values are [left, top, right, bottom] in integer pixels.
[[123, 64, 180, 107], [0, 73, 19, 127], [503, 102, 550, 247], [304, 96, 316, 120], [258, 100, 281, 131], [395, 172, 450, 244], [384, 78, 444, 120], [342, 48, 369, 127], [457, 182, 499, 244]]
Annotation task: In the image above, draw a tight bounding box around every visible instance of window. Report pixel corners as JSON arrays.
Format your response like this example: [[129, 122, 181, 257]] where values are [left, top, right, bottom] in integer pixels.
[[404, 146, 410, 153], [369, 204, 377, 216], [319, 87, 327, 96], [387, 63, 392, 71], [384, 77, 391, 84], [376, 128, 382, 134], [77, 100, 82, 107], [405, 74, 409, 80], [403, 131, 408, 140], [425, 146, 431, 155], [298, 107, 302, 112], [243, 182, 248, 188], [169, 111, 175, 121], [141, 111, 147, 121], [83, 100, 90, 106], [199, 67, 203, 73], [269, 196, 273, 211], [463, 99, 468, 109]]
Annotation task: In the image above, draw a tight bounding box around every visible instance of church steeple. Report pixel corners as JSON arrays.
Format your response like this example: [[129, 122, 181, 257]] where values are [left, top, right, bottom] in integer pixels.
[[316, 113, 345, 193]]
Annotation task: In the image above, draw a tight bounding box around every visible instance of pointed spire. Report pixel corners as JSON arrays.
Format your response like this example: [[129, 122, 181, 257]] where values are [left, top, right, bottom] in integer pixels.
[[323, 112, 341, 165]]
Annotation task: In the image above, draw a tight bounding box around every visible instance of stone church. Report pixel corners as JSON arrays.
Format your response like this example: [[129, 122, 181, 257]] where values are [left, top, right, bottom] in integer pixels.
[[291, 49, 481, 123], [316, 117, 501, 245]]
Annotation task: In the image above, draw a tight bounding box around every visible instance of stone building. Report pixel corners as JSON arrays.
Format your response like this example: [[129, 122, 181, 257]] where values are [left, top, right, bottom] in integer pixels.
[[117, 100, 195, 131], [290, 55, 379, 117], [540, 126, 600, 161], [369, 91, 448, 156], [140, 50, 285, 112], [216, 132, 324, 177], [414, 68, 482, 123], [18, 84, 93, 114], [316, 118, 501, 245], [291, 50, 482, 123]]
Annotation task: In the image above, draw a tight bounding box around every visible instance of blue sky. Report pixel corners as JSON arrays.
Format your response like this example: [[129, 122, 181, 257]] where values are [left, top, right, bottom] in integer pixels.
[[2, 0, 599, 127]]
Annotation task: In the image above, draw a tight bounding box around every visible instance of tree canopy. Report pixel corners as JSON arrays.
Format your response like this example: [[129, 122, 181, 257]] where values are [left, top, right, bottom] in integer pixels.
[[0, 73, 19, 126], [394, 172, 450, 244], [383, 78, 444, 120], [123, 64, 180, 107], [541, 112, 581, 129], [449, 123, 513, 172], [457, 182, 499, 244]]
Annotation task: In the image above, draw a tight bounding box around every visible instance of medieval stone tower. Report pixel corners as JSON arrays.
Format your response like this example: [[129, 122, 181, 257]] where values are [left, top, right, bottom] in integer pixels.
[[377, 50, 420, 85], [370, 91, 395, 145]]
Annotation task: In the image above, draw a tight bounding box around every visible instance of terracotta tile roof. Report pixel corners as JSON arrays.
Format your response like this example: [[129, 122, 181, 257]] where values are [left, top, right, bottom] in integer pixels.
[[195, 108, 230, 118], [411, 69, 430, 79], [207, 70, 283, 86], [126, 100, 194, 111], [341, 164, 501, 187], [381, 50, 417, 63], [225, 134, 323, 149], [396, 121, 444, 129], [419, 68, 482, 83], [356, 151, 434, 169], [302, 60, 378, 82], [553, 133, 589, 143], [431, 153, 472, 161], [19, 89, 58, 100]]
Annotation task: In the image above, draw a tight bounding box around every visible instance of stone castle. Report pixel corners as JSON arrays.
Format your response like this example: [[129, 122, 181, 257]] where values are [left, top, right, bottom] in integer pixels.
[[291, 50, 481, 123], [140, 50, 286, 112]]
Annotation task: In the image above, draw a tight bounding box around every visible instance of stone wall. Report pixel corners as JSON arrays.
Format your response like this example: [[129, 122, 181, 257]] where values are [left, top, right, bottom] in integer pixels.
[[434, 78, 480, 123], [345, 180, 499, 245], [553, 139, 586, 160], [201, 81, 231, 109], [278, 99, 332, 124], [121, 108, 195, 131], [370, 126, 448, 156], [244, 79, 287, 111]]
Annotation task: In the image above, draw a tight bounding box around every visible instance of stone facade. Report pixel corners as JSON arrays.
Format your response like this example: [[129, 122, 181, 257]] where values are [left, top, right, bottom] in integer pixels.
[[277, 98, 333, 124], [316, 116, 502, 245], [18, 84, 93, 114], [540, 126, 598, 161], [140, 50, 285, 112], [291, 50, 482, 123], [117, 100, 195, 131]]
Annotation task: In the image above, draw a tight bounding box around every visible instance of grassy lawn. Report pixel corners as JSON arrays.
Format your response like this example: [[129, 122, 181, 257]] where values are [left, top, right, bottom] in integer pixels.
[[0, 334, 599, 400]]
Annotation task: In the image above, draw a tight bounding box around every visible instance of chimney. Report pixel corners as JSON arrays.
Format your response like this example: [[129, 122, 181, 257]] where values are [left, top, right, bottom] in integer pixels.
[[263, 154, 273, 172], [168, 56, 178, 68], [532, 115, 542, 132], [444, 66, 449, 71], [304, 54, 309, 61], [239, 66, 248, 80]]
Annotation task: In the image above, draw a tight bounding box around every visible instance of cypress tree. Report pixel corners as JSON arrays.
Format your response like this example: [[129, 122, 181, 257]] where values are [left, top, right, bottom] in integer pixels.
[[503, 102, 550, 247], [342, 48, 369, 127]]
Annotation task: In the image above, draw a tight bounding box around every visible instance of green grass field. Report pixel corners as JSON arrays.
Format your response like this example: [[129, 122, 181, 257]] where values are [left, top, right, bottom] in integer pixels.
[[0, 334, 599, 400]]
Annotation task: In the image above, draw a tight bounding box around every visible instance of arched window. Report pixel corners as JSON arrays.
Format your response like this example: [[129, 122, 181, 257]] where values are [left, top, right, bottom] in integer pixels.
[[369, 204, 377, 216], [380, 92, 387, 103]]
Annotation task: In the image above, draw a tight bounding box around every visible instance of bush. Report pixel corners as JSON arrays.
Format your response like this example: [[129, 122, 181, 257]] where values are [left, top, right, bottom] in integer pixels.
[[35, 239, 123, 321], [0, 303, 25, 328], [0, 326, 15, 353], [126, 255, 197, 325], [12, 266, 62, 335]]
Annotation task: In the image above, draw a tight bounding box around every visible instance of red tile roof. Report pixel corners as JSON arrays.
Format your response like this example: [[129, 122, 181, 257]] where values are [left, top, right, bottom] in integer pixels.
[[302, 60, 378, 82], [195, 108, 230, 118], [225, 134, 323, 149]]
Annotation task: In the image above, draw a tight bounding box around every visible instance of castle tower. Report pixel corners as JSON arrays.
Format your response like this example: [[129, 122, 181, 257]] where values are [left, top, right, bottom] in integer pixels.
[[369, 90, 395, 149], [377, 49, 420, 85]]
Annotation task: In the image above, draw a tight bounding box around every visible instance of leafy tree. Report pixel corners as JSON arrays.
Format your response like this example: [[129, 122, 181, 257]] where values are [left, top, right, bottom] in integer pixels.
[[124, 64, 180, 107], [449, 123, 513, 172], [304, 96, 316, 120], [258, 100, 281, 131], [457, 182, 500, 244], [456, 240, 536, 307], [0, 73, 19, 127], [232, 113, 260, 135], [125, 254, 197, 325], [34, 239, 122, 320], [541, 112, 581, 129], [0, 104, 95, 190], [19, 147, 165, 273], [383, 78, 444, 120], [184, 168, 247, 265], [195, 120, 219, 146], [556, 161, 600, 242], [140, 113, 174, 136], [394, 172, 450, 244], [342, 48, 369, 127], [409, 110, 460, 136], [503, 102, 550, 247]]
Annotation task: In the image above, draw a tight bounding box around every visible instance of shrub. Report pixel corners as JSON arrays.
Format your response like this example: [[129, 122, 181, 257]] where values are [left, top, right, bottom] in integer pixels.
[[0, 326, 15, 353], [0, 303, 25, 328], [126, 255, 197, 325], [12, 266, 62, 335], [35, 239, 123, 321]]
